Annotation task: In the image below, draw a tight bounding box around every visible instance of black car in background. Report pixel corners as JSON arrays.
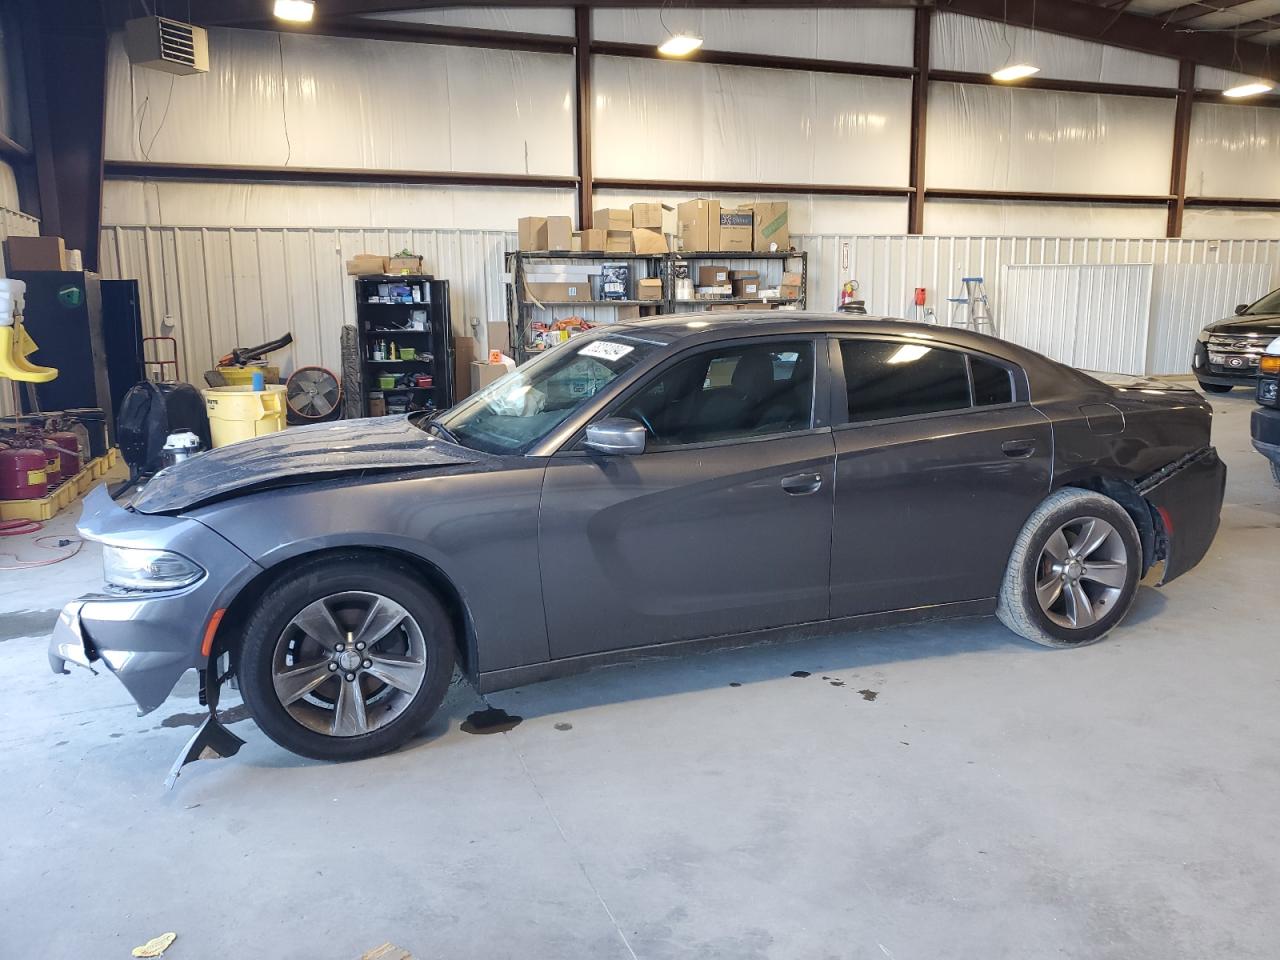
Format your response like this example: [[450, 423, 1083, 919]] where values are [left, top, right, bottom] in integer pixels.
[[1252, 336, 1280, 486], [1193, 288, 1280, 392]]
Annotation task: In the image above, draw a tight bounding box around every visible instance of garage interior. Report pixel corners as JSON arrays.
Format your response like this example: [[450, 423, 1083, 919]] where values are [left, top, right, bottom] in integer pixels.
[[1, 0, 1280, 956]]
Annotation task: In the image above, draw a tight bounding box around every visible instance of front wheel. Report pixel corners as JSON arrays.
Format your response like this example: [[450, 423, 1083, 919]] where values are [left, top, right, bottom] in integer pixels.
[[997, 488, 1141, 648], [238, 554, 455, 760], [1198, 381, 1233, 394]]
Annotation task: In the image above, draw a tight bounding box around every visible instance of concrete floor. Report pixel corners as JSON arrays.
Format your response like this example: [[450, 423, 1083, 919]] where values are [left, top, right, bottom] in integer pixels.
[[2, 389, 1278, 960]]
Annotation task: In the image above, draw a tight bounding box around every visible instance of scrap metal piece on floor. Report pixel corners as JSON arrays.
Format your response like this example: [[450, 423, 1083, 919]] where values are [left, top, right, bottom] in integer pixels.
[[164, 673, 246, 790]]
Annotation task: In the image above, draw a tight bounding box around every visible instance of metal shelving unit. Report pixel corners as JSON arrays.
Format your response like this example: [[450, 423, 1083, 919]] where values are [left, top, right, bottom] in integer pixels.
[[506, 250, 808, 363], [354, 275, 454, 416]]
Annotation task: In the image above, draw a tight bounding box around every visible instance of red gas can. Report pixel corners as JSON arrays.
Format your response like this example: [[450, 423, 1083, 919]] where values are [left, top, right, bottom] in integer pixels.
[[47, 431, 82, 478], [0, 447, 49, 500], [42, 442, 62, 487]]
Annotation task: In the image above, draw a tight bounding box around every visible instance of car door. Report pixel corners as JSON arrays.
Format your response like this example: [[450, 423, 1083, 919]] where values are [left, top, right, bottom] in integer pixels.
[[828, 335, 1052, 618], [539, 336, 836, 660]]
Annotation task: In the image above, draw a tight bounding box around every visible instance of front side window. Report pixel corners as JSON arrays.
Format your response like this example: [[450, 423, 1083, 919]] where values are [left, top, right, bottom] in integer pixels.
[[613, 340, 815, 447], [1244, 288, 1280, 315], [435, 333, 667, 454], [840, 340, 970, 423]]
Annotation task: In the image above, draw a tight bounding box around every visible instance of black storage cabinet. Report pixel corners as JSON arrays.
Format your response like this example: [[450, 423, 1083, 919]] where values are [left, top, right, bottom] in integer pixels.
[[14, 272, 144, 444], [355, 276, 454, 416]]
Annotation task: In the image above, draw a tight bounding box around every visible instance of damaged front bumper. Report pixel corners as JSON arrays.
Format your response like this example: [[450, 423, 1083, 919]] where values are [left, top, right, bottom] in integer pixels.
[[1137, 445, 1227, 584], [48, 486, 264, 715]]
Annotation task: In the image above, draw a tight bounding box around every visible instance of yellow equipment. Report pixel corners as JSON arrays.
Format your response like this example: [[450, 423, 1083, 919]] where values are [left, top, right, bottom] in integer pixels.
[[0, 278, 57, 383]]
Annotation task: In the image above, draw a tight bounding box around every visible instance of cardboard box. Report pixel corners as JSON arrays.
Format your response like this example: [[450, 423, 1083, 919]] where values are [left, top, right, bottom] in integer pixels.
[[471, 361, 506, 394], [453, 335, 477, 397], [487, 322, 511, 356], [733, 278, 760, 298], [575, 228, 606, 252], [524, 281, 591, 303], [570, 234, 582, 252], [779, 284, 801, 301], [697, 265, 730, 286], [387, 255, 423, 275], [544, 216, 572, 251], [66, 249, 83, 272], [594, 208, 633, 231], [637, 277, 663, 300], [719, 206, 754, 252], [782, 271, 802, 286], [6, 236, 68, 272], [677, 199, 720, 252], [631, 228, 668, 255], [630, 202, 669, 230], [604, 230, 633, 254], [614, 305, 642, 323], [517, 217, 546, 251], [346, 253, 389, 276], [750, 202, 790, 252]]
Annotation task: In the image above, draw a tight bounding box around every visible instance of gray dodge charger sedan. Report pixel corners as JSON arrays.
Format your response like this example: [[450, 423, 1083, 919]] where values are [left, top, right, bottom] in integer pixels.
[[50, 314, 1226, 765]]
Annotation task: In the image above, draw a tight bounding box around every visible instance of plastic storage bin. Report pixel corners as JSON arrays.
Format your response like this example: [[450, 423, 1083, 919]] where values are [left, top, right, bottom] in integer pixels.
[[202, 384, 287, 448]]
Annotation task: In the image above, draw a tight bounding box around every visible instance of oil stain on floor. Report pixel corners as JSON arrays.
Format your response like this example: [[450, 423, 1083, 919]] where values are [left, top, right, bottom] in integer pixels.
[[462, 706, 522, 735], [0, 609, 63, 642], [159, 704, 253, 728]]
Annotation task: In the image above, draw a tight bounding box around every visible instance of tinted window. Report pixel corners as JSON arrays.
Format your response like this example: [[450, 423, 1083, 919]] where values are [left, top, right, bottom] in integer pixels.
[[616, 340, 814, 447], [971, 356, 1014, 406], [840, 340, 970, 423]]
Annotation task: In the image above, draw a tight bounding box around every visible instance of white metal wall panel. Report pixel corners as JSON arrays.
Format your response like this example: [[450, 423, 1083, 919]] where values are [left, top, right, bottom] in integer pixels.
[[1186, 103, 1280, 199], [104, 28, 575, 175], [99, 226, 513, 393], [101, 179, 577, 230], [926, 83, 1176, 196], [1000, 263, 1153, 375], [1194, 66, 1266, 92], [931, 11, 1178, 87], [924, 199, 1169, 238], [1147, 262, 1275, 374], [592, 8, 914, 67], [1183, 207, 1280, 240], [592, 56, 911, 185], [359, 7, 574, 34]]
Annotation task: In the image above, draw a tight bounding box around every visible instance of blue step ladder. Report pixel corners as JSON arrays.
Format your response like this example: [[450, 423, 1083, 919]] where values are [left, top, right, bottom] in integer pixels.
[[946, 277, 996, 336]]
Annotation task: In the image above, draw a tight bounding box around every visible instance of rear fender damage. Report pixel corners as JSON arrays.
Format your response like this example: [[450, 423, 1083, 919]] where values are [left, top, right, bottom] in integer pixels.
[[1136, 446, 1227, 585]]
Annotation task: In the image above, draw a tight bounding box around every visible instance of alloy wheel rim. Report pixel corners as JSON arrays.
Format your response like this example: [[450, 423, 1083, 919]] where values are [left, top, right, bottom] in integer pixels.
[[271, 591, 428, 737], [1034, 516, 1129, 630]]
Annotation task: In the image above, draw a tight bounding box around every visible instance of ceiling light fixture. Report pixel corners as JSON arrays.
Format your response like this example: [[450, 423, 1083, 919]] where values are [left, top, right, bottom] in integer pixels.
[[274, 0, 315, 23], [1223, 80, 1275, 98], [658, 33, 703, 57], [991, 63, 1040, 82]]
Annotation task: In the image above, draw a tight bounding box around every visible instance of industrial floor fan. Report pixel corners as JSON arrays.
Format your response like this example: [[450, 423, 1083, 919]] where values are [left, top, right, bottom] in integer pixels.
[[284, 366, 342, 425]]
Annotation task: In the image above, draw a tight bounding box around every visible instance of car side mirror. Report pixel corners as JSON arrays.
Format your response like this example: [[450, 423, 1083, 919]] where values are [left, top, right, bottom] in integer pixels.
[[1235, 303, 1250, 315], [584, 417, 646, 456]]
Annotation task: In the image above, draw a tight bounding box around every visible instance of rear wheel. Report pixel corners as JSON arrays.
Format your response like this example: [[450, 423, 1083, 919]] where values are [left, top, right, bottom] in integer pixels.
[[238, 554, 454, 760], [1198, 381, 1233, 394], [997, 488, 1141, 648]]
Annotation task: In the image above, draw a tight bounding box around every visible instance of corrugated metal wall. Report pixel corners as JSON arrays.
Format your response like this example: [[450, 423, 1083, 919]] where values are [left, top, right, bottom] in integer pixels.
[[99, 225, 512, 387], [96, 227, 1280, 387]]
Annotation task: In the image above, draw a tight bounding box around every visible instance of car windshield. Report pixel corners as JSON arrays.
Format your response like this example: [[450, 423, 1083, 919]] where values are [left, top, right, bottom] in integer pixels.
[[432, 332, 668, 454], [1245, 288, 1280, 315]]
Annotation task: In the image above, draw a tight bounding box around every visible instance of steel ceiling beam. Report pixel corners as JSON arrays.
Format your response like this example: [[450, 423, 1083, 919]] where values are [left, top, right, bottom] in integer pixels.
[[940, 0, 1277, 80], [1161, 0, 1255, 26]]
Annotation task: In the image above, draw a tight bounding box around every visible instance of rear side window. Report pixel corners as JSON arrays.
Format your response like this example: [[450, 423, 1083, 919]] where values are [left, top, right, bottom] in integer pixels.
[[971, 356, 1014, 406], [840, 340, 970, 422]]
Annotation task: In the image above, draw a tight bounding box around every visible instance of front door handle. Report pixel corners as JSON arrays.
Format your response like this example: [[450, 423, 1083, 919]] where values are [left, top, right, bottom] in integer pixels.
[[1001, 438, 1037, 459], [781, 472, 823, 495]]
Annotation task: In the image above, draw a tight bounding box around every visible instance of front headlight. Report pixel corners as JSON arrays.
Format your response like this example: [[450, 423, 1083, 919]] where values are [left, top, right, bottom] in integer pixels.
[[102, 546, 205, 591]]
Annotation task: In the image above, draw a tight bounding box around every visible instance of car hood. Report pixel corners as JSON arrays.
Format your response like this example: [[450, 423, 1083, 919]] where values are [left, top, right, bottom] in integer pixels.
[[1205, 313, 1280, 336], [130, 415, 482, 515]]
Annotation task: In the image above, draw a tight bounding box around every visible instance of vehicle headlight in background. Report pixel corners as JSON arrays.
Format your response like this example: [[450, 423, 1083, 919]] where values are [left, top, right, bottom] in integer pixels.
[[102, 546, 205, 591]]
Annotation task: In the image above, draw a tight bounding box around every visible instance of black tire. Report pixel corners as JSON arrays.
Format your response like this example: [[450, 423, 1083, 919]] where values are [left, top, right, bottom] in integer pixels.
[[996, 488, 1141, 648], [1198, 381, 1233, 394], [238, 553, 455, 761]]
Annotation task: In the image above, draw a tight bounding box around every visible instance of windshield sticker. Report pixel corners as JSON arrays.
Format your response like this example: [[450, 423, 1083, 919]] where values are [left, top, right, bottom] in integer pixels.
[[578, 340, 635, 362]]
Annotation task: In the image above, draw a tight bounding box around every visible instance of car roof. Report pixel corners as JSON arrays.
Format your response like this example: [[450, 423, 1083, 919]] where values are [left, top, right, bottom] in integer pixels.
[[610, 311, 1023, 360]]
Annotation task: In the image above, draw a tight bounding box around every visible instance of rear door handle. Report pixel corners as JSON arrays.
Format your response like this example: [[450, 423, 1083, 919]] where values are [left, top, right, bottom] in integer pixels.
[[1001, 439, 1037, 459], [781, 472, 823, 495]]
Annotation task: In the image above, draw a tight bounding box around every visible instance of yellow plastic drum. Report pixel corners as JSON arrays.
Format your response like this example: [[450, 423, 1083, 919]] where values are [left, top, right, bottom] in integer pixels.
[[216, 365, 280, 386], [202, 385, 287, 448]]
